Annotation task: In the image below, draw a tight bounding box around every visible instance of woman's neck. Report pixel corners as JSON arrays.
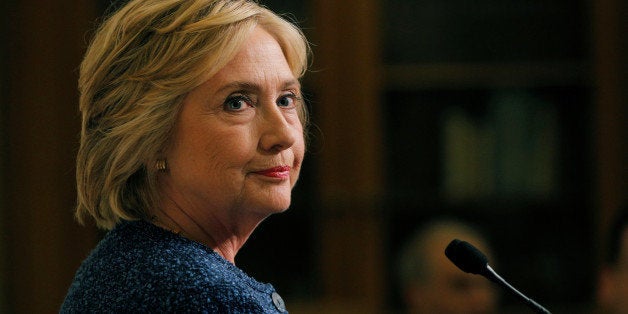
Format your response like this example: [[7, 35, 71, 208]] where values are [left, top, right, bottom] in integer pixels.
[[151, 197, 263, 264]]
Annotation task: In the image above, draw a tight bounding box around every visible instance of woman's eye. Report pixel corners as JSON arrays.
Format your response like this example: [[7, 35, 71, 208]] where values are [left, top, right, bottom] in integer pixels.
[[277, 94, 297, 108], [224, 95, 250, 111]]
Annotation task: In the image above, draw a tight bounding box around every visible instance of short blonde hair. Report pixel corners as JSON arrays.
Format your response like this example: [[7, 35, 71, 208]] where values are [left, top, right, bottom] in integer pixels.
[[76, 0, 310, 229]]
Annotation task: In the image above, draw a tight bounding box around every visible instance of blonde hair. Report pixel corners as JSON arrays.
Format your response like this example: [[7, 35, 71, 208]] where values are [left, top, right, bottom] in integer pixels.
[[76, 0, 310, 229]]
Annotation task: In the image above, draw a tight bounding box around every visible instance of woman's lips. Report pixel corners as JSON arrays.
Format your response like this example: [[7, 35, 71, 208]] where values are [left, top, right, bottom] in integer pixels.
[[254, 166, 291, 178]]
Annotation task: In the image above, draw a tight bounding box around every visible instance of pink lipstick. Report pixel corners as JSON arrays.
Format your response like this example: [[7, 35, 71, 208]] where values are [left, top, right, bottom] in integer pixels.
[[254, 166, 291, 179]]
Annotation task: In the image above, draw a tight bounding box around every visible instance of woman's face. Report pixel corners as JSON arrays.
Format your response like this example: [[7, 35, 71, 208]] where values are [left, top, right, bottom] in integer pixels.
[[161, 26, 305, 224]]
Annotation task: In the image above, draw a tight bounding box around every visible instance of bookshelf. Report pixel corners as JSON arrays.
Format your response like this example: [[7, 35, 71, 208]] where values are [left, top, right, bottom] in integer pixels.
[[381, 0, 597, 311]]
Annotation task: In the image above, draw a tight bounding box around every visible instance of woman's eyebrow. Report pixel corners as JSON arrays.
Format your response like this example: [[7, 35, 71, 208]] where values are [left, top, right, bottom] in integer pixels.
[[216, 79, 301, 94], [216, 81, 258, 94], [280, 79, 301, 90]]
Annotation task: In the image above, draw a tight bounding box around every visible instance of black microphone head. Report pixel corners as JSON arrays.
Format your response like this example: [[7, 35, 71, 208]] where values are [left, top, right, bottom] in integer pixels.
[[445, 239, 489, 275]]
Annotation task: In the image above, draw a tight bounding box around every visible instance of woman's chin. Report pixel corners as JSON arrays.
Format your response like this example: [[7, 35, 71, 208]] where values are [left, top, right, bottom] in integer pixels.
[[268, 200, 292, 214], [255, 198, 292, 217]]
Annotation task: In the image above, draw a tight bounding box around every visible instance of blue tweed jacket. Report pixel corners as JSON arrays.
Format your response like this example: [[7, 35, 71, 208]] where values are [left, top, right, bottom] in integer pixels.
[[60, 220, 287, 313]]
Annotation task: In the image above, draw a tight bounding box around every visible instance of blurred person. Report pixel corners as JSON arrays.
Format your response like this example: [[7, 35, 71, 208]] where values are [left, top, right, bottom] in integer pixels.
[[397, 218, 499, 314], [61, 0, 310, 312], [596, 204, 628, 314]]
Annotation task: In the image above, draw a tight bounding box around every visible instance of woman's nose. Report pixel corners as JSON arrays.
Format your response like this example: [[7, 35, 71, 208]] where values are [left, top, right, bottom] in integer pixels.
[[258, 106, 297, 153]]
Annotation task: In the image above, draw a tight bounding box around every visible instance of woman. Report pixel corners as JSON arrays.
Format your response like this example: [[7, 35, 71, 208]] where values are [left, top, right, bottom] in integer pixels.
[[61, 0, 309, 312]]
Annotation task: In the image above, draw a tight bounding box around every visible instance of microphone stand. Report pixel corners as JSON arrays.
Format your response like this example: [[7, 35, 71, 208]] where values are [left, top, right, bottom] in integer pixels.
[[483, 265, 551, 314]]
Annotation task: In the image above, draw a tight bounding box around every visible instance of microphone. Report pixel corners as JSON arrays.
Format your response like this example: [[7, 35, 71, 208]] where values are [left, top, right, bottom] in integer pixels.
[[445, 239, 551, 314]]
